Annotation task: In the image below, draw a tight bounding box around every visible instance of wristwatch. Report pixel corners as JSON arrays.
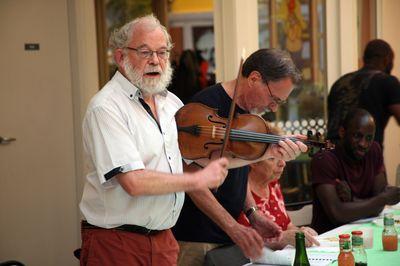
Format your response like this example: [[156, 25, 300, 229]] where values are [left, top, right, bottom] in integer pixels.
[[245, 206, 259, 218]]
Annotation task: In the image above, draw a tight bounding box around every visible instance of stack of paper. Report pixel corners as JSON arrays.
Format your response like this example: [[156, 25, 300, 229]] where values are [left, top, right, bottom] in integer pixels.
[[252, 245, 339, 266]]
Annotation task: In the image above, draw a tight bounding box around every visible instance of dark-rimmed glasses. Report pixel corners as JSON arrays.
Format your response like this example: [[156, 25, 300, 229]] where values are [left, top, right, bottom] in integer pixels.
[[266, 81, 287, 105], [125, 47, 170, 60]]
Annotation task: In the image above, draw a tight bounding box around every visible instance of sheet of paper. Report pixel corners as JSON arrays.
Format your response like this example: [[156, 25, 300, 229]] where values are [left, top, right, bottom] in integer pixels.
[[252, 246, 338, 266], [388, 202, 400, 210]]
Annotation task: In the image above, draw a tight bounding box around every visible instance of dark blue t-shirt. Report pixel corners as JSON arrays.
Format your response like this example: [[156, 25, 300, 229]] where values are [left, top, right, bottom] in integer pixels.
[[172, 83, 249, 244]]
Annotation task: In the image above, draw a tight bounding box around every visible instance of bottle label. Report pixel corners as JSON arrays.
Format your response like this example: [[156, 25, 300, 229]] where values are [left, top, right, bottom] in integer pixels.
[[384, 216, 395, 226], [340, 239, 351, 251], [352, 235, 363, 246]]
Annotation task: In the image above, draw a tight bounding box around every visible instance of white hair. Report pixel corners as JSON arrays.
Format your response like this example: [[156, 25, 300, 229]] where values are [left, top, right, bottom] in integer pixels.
[[109, 14, 173, 51]]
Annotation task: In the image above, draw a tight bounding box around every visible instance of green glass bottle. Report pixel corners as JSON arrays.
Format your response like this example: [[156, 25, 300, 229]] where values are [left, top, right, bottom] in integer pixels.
[[293, 231, 310, 266]]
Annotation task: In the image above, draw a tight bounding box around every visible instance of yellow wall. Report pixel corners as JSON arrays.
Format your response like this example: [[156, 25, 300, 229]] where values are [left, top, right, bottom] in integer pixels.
[[171, 0, 213, 13]]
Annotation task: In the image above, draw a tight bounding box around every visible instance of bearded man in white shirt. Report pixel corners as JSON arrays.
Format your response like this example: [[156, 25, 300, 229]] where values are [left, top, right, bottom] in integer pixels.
[[78, 14, 228, 266]]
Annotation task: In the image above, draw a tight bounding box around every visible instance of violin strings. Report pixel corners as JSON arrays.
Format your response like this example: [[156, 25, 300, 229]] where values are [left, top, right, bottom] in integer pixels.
[[194, 126, 290, 143], [196, 126, 291, 141], [192, 126, 323, 147]]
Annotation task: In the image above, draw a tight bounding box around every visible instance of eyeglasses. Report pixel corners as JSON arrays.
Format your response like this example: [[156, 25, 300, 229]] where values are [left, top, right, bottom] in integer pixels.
[[125, 47, 170, 60], [266, 81, 287, 105]]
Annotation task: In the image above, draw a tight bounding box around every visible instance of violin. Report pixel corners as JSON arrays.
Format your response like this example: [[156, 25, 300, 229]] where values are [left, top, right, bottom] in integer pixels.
[[175, 103, 333, 160]]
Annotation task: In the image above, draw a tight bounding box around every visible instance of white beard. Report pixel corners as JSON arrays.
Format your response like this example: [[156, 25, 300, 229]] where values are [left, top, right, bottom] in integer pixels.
[[250, 107, 271, 116], [122, 58, 173, 96]]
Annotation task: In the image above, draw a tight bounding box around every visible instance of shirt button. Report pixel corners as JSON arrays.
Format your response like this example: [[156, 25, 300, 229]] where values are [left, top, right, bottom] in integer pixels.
[[168, 156, 171, 160]]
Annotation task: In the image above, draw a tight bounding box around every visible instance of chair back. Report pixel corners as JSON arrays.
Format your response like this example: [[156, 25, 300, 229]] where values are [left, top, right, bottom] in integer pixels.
[[286, 204, 313, 227], [204, 245, 249, 266]]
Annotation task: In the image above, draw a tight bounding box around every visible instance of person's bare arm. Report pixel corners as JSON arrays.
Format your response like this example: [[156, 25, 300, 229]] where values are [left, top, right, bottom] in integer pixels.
[[183, 163, 265, 259], [286, 223, 319, 245], [116, 158, 228, 195], [263, 222, 319, 250], [264, 230, 294, 250], [187, 188, 265, 259], [372, 172, 388, 195], [374, 171, 400, 205], [244, 185, 282, 241], [315, 182, 390, 224], [335, 167, 390, 203]]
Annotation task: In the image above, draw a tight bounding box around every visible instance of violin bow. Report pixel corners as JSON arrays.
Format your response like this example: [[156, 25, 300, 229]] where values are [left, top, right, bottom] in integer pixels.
[[219, 55, 245, 158]]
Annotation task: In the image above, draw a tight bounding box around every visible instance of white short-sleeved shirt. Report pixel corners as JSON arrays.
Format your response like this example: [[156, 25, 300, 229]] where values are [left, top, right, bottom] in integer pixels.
[[79, 71, 185, 229]]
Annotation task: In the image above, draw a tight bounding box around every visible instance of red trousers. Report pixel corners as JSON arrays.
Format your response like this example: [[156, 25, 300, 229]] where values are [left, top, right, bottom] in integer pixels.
[[80, 227, 179, 266]]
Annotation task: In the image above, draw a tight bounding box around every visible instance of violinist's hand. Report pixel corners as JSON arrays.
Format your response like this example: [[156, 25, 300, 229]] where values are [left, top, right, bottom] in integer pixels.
[[249, 211, 282, 242], [226, 223, 264, 260], [194, 157, 229, 189], [266, 134, 308, 161]]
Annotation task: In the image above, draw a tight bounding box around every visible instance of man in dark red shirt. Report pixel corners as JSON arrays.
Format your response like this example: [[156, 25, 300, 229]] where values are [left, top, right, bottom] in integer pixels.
[[311, 108, 400, 233]]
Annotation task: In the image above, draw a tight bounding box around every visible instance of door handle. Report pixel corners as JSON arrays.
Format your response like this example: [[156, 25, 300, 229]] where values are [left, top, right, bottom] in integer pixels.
[[0, 136, 16, 145]]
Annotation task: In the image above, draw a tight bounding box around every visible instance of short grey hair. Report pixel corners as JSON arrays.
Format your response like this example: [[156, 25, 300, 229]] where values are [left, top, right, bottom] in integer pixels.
[[109, 14, 173, 51], [242, 48, 302, 84]]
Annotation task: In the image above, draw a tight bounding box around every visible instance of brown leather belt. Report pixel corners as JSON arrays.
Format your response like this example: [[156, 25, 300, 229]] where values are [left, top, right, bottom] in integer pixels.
[[81, 220, 163, 235]]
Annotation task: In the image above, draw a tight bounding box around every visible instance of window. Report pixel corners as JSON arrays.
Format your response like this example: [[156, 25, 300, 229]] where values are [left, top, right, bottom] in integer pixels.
[[258, 0, 327, 205]]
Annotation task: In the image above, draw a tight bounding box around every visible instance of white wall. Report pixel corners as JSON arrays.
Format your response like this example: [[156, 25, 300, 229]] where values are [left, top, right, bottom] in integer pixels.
[[326, 0, 358, 88], [67, 0, 99, 213], [213, 0, 259, 81], [378, 0, 400, 185]]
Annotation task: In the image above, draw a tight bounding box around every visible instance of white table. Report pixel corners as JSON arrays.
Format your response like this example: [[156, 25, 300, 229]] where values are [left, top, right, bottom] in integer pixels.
[[243, 223, 362, 266]]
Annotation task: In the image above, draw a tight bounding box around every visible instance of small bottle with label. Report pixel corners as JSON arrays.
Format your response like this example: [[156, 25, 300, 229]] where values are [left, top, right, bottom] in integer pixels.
[[338, 234, 354, 266], [382, 213, 398, 251], [351, 231, 367, 266]]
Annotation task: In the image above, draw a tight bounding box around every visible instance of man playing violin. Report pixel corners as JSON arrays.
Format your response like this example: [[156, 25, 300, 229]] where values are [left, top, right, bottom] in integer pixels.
[[311, 108, 400, 234], [78, 15, 229, 266], [173, 48, 308, 265]]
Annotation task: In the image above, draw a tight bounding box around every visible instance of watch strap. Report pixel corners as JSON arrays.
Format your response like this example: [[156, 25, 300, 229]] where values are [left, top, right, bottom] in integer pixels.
[[245, 206, 259, 218]]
